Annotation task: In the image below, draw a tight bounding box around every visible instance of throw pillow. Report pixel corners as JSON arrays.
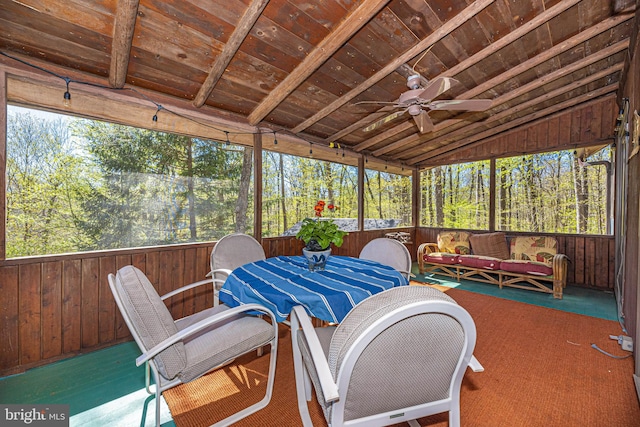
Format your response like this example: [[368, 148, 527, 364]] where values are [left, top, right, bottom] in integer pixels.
[[469, 232, 510, 260]]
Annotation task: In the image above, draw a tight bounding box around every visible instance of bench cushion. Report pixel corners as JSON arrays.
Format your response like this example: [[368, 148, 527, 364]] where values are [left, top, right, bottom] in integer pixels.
[[458, 255, 502, 270], [437, 231, 471, 255], [469, 232, 509, 260], [424, 252, 460, 265], [500, 259, 553, 276], [510, 236, 557, 267]]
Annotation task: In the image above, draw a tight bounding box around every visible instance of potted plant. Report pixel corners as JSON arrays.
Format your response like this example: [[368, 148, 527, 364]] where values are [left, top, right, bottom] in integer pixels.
[[296, 200, 348, 270]]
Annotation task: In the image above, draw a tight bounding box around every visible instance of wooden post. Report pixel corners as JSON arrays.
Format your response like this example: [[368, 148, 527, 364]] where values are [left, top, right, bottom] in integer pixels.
[[0, 70, 6, 260], [358, 155, 364, 231], [253, 132, 263, 240], [412, 168, 420, 228], [489, 158, 496, 231]]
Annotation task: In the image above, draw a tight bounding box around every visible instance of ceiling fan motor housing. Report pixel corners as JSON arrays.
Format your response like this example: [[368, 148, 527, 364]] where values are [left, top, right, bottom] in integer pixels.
[[408, 105, 422, 116], [407, 74, 422, 90]]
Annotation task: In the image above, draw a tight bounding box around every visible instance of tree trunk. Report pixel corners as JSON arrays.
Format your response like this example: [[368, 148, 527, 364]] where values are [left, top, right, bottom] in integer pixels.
[[186, 138, 197, 240], [235, 146, 252, 233], [279, 153, 287, 231], [435, 167, 444, 226], [573, 156, 589, 233]]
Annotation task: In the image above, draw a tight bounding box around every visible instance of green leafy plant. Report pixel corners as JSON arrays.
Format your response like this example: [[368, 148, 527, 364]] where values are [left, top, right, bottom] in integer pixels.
[[296, 200, 348, 250]]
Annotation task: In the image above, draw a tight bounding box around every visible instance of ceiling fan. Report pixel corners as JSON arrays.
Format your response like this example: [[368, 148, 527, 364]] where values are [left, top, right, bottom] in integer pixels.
[[361, 74, 493, 133]]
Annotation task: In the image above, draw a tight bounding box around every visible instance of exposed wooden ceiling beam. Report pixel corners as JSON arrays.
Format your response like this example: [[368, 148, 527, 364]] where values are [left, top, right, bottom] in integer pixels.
[[413, 91, 620, 169], [246, 0, 391, 126], [341, 0, 581, 142], [108, 0, 139, 88], [408, 84, 619, 166], [193, 0, 270, 108], [403, 67, 622, 162], [376, 13, 633, 156], [289, 0, 495, 134], [376, 38, 629, 157]]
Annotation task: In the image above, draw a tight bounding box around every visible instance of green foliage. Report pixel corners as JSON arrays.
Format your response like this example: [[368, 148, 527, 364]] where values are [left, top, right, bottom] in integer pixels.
[[6, 107, 253, 257], [420, 150, 610, 235], [296, 217, 347, 250]]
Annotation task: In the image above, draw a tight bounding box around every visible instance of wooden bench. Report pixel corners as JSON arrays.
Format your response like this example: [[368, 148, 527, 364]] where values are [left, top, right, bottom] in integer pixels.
[[417, 232, 569, 299]]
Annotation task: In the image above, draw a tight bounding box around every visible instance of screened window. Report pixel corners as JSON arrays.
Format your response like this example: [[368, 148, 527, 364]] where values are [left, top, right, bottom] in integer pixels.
[[363, 169, 412, 229], [497, 148, 611, 234], [262, 152, 357, 237], [420, 161, 490, 229], [6, 105, 253, 258]]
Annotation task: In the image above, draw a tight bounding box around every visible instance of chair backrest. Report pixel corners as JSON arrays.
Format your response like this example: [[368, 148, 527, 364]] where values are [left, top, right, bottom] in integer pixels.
[[210, 233, 266, 279], [327, 285, 476, 424], [359, 237, 412, 278], [108, 266, 186, 380]]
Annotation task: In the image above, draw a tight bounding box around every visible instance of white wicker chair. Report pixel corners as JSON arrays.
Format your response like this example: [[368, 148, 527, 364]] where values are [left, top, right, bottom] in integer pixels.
[[291, 285, 483, 427], [208, 233, 266, 306], [359, 237, 414, 280], [108, 265, 277, 427]]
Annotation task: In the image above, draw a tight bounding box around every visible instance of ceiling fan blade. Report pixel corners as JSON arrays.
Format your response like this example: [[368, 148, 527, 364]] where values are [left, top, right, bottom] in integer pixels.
[[428, 99, 493, 111], [363, 110, 406, 132], [413, 111, 434, 133], [416, 76, 458, 101]]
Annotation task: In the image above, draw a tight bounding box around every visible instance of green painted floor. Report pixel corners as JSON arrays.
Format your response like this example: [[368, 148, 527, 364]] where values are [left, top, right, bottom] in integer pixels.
[[0, 264, 620, 426], [413, 270, 619, 321], [0, 342, 174, 426]]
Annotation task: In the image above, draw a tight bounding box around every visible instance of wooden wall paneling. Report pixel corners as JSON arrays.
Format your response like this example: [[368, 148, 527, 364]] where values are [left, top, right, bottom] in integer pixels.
[[574, 236, 586, 285], [195, 245, 212, 312], [526, 123, 537, 152], [570, 107, 582, 143], [594, 236, 610, 289], [507, 130, 520, 157], [19, 263, 42, 365], [41, 261, 62, 360], [160, 249, 177, 317], [145, 250, 160, 288], [536, 120, 549, 151], [62, 259, 81, 354], [0, 266, 19, 370], [565, 233, 576, 284], [81, 258, 100, 349], [98, 256, 116, 345], [608, 238, 616, 291], [547, 115, 560, 148], [131, 252, 146, 272], [585, 236, 596, 286], [580, 102, 595, 142], [590, 100, 603, 139], [168, 249, 185, 319], [183, 247, 198, 317], [114, 254, 132, 340], [558, 109, 572, 144]]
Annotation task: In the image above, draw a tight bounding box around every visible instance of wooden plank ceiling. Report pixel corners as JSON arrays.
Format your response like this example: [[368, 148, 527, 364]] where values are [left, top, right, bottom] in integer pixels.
[[0, 0, 636, 170]]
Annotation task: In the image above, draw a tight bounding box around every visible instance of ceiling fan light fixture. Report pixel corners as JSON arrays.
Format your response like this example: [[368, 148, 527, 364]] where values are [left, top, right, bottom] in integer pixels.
[[408, 105, 422, 116]]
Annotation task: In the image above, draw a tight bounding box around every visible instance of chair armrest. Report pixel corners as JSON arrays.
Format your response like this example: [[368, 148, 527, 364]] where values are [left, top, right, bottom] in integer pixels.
[[468, 355, 484, 372], [397, 270, 416, 280], [417, 242, 439, 256], [160, 277, 225, 301], [552, 254, 569, 281], [291, 306, 340, 403], [136, 303, 277, 366], [205, 268, 233, 278]]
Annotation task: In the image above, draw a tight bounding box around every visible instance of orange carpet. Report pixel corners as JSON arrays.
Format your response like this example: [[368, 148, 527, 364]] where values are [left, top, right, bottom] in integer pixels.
[[163, 286, 640, 426]]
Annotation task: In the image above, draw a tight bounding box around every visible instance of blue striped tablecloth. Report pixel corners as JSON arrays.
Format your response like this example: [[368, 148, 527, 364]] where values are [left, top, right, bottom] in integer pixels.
[[219, 255, 409, 323]]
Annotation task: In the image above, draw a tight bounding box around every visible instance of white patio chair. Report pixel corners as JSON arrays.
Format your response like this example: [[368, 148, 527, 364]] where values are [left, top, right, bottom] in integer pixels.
[[208, 233, 266, 306], [108, 265, 277, 427], [359, 237, 414, 280], [291, 285, 483, 427]]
